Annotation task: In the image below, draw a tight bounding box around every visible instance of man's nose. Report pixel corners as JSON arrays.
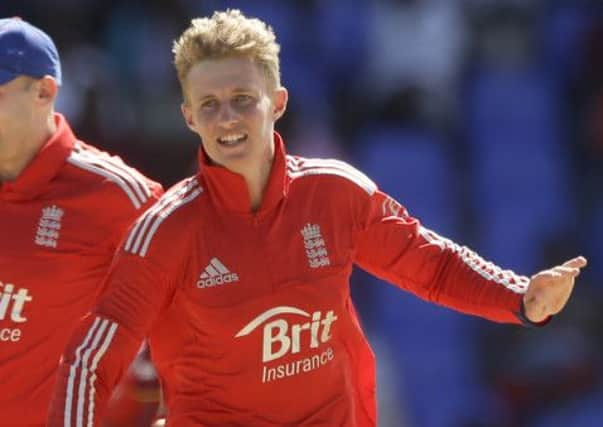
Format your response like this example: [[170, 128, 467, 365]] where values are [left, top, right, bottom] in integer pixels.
[[217, 103, 238, 125]]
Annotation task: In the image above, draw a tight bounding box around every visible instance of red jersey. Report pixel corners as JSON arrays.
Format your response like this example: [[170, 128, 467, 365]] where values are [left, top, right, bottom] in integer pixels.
[[48, 133, 529, 427], [0, 114, 162, 426]]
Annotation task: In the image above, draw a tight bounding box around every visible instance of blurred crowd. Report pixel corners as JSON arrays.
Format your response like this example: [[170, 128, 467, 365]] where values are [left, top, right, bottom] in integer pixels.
[[4, 0, 602, 426]]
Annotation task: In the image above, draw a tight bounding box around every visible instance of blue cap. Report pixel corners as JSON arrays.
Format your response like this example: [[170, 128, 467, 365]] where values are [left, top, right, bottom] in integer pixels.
[[0, 17, 61, 85]]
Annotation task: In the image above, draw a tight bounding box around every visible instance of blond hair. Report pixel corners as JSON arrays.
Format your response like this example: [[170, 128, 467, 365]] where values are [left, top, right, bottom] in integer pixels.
[[173, 9, 281, 97]]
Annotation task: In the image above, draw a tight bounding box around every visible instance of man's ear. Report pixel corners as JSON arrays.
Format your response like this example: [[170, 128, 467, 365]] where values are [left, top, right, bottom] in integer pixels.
[[181, 102, 197, 133], [36, 76, 58, 105], [272, 87, 288, 121]]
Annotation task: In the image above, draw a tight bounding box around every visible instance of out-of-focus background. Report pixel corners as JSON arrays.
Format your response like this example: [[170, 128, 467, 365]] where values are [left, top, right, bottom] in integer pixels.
[[5, 0, 602, 426]]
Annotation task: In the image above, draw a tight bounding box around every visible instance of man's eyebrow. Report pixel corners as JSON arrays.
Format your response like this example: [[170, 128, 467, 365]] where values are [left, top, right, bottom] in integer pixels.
[[196, 94, 216, 102], [195, 86, 259, 102], [232, 87, 258, 93]]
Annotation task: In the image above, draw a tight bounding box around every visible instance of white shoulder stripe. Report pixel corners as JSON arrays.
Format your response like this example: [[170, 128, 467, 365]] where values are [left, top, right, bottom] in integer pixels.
[[68, 147, 151, 209], [125, 178, 201, 257], [287, 157, 376, 190], [294, 158, 376, 188], [287, 157, 377, 195], [124, 178, 199, 255], [288, 166, 377, 194], [76, 146, 152, 200], [68, 153, 143, 209]]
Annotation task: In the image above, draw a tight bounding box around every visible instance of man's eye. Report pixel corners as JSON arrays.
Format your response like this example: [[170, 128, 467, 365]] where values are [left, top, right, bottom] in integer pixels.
[[234, 94, 252, 105], [201, 99, 217, 110]]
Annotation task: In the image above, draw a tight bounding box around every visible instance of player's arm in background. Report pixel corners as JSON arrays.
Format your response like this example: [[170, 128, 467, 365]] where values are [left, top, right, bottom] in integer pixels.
[[87, 156, 164, 427], [47, 178, 200, 427], [105, 180, 164, 427], [46, 250, 172, 427], [351, 186, 585, 325]]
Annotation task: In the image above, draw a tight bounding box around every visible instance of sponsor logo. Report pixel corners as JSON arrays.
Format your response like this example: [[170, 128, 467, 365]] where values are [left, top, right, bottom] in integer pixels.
[[197, 257, 239, 288], [0, 281, 33, 342], [34, 205, 63, 248], [235, 306, 338, 383], [301, 224, 330, 269]]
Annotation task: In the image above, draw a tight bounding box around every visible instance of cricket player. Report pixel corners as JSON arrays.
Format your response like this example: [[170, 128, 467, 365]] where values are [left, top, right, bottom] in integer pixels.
[[0, 17, 163, 426], [47, 10, 587, 427]]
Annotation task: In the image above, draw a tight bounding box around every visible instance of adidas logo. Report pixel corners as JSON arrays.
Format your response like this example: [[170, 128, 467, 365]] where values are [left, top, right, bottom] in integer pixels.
[[197, 257, 239, 288]]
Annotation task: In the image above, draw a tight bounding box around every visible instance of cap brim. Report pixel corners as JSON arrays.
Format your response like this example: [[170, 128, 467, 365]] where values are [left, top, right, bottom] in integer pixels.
[[0, 69, 17, 85]]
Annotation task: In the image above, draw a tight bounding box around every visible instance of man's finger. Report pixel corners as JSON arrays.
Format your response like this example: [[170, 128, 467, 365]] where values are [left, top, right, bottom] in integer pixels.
[[552, 266, 581, 277], [562, 256, 588, 269]]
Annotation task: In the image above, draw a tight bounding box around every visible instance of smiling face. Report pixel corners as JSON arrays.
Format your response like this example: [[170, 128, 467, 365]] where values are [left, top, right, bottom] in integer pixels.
[[181, 56, 287, 175]]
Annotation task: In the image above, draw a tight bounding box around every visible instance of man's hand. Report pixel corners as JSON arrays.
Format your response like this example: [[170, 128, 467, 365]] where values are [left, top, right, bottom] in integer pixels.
[[523, 256, 588, 323]]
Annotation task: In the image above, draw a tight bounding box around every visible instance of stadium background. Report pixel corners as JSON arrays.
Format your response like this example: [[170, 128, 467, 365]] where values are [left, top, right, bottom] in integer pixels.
[[5, 0, 602, 426]]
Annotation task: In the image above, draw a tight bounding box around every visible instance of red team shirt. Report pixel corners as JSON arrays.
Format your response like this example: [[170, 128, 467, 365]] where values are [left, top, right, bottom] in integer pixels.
[[49, 133, 530, 427], [0, 114, 162, 426]]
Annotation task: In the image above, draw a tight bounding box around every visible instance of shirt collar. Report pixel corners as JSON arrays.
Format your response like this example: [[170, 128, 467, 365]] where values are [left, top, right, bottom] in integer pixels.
[[197, 132, 290, 214], [0, 113, 75, 201]]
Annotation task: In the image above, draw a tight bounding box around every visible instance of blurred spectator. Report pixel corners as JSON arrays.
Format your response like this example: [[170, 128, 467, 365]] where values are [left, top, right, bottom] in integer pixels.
[[360, 0, 467, 125]]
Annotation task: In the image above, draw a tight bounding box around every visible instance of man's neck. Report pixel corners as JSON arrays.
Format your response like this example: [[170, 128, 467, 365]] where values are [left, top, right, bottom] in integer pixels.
[[241, 157, 272, 211]]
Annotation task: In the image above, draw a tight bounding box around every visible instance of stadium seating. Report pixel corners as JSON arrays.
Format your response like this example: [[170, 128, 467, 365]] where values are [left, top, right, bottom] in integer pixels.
[[465, 65, 574, 274]]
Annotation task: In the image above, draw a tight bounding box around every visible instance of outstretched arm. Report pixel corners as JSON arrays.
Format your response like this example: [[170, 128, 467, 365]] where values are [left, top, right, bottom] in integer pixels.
[[352, 189, 586, 324]]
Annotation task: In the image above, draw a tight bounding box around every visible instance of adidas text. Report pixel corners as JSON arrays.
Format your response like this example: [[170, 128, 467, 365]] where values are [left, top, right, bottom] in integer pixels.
[[197, 273, 239, 288]]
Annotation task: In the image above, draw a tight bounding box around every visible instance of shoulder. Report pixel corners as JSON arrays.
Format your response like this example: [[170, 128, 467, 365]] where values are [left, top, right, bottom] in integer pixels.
[[286, 155, 377, 195], [65, 141, 162, 210], [122, 176, 203, 258]]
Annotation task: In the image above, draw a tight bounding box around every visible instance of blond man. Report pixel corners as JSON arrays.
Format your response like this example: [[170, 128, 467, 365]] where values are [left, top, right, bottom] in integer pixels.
[[48, 10, 586, 427]]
